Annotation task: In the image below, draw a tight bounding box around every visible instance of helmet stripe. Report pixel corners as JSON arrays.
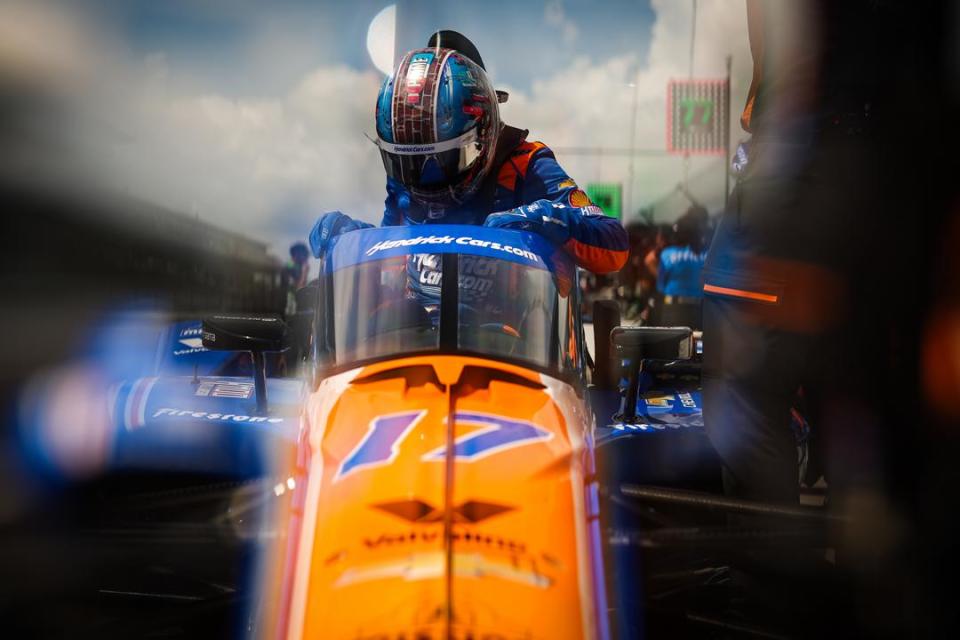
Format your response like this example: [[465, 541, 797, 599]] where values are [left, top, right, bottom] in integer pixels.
[[425, 52, 444, 143], [394, 53, 412, 143], [432, 49, 453, 150], [391, 51, 409, 145]]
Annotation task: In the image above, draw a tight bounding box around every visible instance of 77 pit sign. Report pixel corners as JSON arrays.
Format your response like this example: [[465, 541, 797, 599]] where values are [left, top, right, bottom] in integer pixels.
[[667, 79, 729, 155]]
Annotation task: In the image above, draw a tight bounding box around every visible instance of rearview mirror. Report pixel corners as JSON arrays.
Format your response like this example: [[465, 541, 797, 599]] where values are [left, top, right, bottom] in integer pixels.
[[612, 326, 693, 361], [202, 314, 285, 353], [202, 314, 286, 415], [612, 326, 693, 424]]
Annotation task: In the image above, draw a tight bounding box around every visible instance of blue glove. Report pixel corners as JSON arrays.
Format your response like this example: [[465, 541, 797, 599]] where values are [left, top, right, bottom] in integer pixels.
[[308, 211, 371, 258], [482, 200, 571, 246], [386, 177, 411, 212]]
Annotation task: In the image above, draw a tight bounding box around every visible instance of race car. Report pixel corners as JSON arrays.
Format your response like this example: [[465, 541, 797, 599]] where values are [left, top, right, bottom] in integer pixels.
[[217, 224, 771, 639], [16, 225, 831, 638], [240, 224, 608, 639], [248, 224, 830, 639]]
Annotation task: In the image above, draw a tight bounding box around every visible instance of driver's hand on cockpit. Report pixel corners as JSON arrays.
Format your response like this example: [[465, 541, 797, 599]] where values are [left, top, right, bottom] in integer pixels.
[[482, 200, 572, 246], [309, 211, 374, 258]]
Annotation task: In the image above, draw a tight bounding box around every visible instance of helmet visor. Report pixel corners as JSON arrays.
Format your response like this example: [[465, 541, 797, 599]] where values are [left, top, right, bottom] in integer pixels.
[[377, 129, 483, 192]]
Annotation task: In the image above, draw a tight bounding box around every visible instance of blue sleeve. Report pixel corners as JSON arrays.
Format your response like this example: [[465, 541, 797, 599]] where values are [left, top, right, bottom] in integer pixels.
[[381, 187, 404, 227], [521, 148, 629, 274], [381, 177, 412, 227]]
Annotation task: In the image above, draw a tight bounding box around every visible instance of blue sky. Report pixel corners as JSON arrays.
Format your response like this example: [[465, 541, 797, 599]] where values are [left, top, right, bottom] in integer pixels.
[[90, 0, 389, 94], [81, 0, 657, 94], [393, 0, 657, 88]]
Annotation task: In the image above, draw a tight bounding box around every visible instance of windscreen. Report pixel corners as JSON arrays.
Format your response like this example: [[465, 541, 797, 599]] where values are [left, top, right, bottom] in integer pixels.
[[457, 255, 573, 371], [329, 255, 440, 365], [324, 250, 577, 374]]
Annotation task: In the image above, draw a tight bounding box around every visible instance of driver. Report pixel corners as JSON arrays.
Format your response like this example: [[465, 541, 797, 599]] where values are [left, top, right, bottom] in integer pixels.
[[308, 30, 629, 283]]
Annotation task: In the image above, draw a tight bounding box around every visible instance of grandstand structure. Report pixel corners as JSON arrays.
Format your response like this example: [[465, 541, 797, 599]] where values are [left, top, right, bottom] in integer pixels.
[[3, 181, 286, 315]]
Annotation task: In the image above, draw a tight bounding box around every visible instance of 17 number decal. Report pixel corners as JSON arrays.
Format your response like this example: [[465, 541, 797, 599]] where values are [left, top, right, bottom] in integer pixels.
[[335, 411, 552, 481]]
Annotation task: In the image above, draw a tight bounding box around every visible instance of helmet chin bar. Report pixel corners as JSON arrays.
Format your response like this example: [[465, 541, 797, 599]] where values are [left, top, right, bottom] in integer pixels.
[[409, 157, 485, 211], [411, 178, 477, 214]]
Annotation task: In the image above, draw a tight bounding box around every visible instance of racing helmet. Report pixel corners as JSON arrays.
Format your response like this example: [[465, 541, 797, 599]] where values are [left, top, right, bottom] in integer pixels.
[[375, 32, 503, 210]]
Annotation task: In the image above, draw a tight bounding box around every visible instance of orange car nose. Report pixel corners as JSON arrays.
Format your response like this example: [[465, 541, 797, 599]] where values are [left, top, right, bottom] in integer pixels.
[[266, 355, 602, 639]]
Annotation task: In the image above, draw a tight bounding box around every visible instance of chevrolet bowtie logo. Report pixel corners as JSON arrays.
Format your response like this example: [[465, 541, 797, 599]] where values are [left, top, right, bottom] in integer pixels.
[[372, 499, 514, 524]]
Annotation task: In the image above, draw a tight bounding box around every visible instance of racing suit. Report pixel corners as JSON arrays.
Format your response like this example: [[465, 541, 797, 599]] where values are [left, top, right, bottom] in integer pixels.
[[381, 127, 628, 312], [312, 127, 627, 328], [381, 127, 629, 274]]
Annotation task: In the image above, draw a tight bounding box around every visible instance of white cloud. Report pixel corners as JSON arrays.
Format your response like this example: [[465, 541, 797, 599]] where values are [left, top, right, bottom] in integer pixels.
[[18, 0, 750, 261], [502, 0, 751, 220], [91, 60, 387, 256]]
